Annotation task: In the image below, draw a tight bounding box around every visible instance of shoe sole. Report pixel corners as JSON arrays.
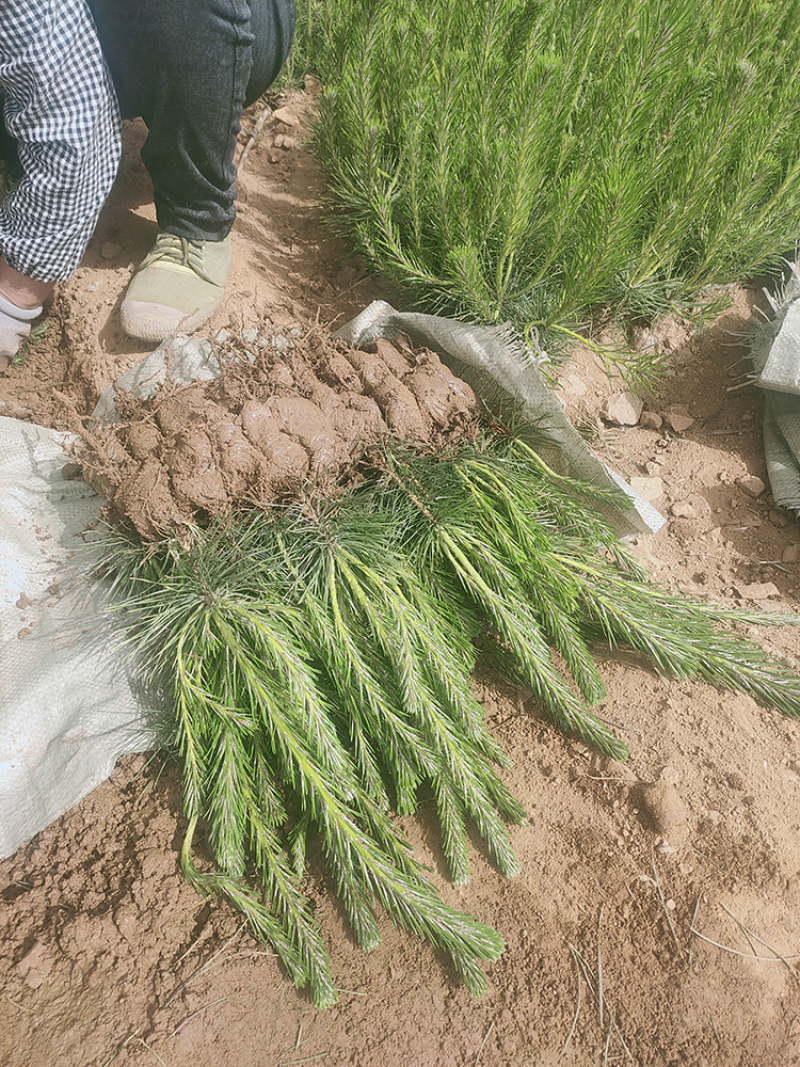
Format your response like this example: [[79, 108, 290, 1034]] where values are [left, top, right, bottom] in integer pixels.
[[120, 299, 223, 343]]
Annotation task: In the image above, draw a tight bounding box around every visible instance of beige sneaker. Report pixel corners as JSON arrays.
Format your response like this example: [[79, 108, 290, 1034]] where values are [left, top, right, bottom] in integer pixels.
[[120, 233, 232, 342]]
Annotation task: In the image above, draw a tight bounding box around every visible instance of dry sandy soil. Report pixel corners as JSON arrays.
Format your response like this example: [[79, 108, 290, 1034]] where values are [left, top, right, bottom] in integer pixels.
[[2, 88, 800, 1067]]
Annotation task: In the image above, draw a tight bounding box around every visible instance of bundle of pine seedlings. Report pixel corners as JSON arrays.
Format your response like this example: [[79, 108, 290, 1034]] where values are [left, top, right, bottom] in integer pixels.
[[89, 331, 800, 1006], [300, 0, 800, 352]]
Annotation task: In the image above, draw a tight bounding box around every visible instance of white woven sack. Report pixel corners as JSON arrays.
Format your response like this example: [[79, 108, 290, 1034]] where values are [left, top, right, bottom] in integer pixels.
[[0, 416, 151, 859]]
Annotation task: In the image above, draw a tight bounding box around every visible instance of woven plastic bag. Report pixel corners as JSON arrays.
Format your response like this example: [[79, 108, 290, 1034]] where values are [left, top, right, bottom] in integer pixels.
[[0, 417, 151, 858], [749, 262, 800, 511]]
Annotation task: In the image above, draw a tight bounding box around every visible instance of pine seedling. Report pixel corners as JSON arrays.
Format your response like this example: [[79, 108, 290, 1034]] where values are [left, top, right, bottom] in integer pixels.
[[303, 0, 800, 374], [101, 428, 800, 1003]]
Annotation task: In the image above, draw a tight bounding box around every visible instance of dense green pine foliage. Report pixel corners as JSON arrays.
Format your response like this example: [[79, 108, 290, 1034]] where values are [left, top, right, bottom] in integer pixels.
[[295, 0, 800, 339], [102, 434, 800, 1002]]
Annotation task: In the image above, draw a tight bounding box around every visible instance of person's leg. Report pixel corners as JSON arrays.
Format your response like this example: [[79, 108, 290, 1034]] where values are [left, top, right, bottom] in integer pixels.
[[87, 0, 295, 339], [88, 0, 296, 239]]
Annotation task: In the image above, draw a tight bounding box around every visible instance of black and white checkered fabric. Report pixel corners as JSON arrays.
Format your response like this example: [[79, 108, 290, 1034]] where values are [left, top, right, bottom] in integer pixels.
[[0, 0, 121, 282]]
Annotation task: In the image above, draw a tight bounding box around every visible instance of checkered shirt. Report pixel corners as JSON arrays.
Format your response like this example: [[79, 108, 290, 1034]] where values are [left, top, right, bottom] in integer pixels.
[[0, 0, 121, 282]]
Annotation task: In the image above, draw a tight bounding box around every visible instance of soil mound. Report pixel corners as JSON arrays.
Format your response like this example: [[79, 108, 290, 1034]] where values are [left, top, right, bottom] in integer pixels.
[[80, 331, 482, 539]]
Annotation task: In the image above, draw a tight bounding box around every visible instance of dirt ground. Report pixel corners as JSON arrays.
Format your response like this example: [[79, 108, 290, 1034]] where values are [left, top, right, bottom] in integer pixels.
[[3, 87, 800, 1067]]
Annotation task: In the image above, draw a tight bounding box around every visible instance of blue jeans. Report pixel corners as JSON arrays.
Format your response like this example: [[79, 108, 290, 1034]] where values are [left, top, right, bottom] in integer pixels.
[[87, 0, 296, 240]]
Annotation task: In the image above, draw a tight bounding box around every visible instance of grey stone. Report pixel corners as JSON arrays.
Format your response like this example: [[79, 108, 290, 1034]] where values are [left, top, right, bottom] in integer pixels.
[[605, 390, 643, 426]]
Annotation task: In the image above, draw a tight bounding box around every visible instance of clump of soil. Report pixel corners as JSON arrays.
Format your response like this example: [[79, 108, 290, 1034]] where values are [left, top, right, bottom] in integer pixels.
[[80, 331, 481, 539]]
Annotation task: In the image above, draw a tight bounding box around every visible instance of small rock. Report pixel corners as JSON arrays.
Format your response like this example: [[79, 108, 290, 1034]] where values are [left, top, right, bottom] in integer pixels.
[[737, 474, 766, 499], [666, 410, 694, 433], [783, 543, 799, 563], [637, 780, 688, 835], [640, 410, 663, 430], [734, 580, 780, 600], [604, 390, 643, 426], [100, 240, 121, 260], [644, 460, 661, 476], [629, 476, 664, 502], [272, 105, 301, 127], [671, 501, 697, 519]]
